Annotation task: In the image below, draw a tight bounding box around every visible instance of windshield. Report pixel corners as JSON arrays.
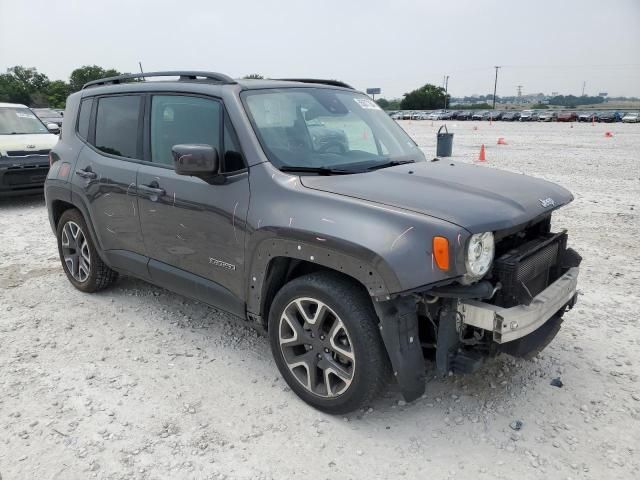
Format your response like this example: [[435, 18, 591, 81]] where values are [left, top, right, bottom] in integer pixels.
[[242, 88, 424, 171], [0, 107, 49, 135]]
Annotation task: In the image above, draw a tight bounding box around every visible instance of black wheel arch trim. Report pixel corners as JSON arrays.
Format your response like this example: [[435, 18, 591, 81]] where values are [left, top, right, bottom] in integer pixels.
[[246, 231, 402, 318]]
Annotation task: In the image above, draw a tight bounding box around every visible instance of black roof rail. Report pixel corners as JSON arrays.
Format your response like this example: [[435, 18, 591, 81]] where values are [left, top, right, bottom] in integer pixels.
[[82, 71, 237, 89], [274, 78, 354, 89]]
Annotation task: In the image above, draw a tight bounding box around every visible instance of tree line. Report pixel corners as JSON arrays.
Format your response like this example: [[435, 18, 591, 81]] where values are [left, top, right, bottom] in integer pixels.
[[0, 65, 125, 108], [1, 66, 618, 111], [376, 84, 449, 111]]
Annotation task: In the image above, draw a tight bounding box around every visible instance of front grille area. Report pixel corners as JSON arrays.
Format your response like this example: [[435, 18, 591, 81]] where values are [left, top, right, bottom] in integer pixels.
[[492, 231, 567, 308], [2, 166, 49, 186], [6, 149, 50, 157]]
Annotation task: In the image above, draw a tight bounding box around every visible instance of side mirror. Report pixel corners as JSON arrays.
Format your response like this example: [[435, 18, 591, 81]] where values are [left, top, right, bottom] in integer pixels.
[[172, 144, 219, 179], [47, 123, 60, 134]]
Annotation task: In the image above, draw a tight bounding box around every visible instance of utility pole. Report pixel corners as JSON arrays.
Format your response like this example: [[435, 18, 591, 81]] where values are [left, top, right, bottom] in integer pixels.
[[492, 66, 501, 109], [517, 85, 523, 97], [443, 75, 449, 111], [138, 62, 145, 80], [581, 81, 586, 97]]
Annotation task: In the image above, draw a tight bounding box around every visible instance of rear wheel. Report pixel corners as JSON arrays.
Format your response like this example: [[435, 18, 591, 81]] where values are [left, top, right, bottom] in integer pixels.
[[268, 272, 388, 414], [56, 209, 118, 292]]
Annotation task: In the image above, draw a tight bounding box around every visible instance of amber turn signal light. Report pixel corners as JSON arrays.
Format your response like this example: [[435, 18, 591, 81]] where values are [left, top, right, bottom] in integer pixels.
[[432, 236, 450, 271]]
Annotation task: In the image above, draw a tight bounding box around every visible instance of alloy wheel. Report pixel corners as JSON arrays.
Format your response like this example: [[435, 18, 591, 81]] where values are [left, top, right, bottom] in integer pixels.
[[278, 297, 355, 397], [60, 221, 91, 282]]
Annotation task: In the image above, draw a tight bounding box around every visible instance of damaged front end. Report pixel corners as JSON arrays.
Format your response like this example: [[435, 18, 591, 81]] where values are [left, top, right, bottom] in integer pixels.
[[375, 216, 582, 402]]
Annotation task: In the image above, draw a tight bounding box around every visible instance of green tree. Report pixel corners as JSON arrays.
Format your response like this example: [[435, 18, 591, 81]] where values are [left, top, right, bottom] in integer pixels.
[[69, 65, 121, 92], [400, 84, 449, 110], [0, 66, 51, 105], [46, 80, 71, 108], [242, 73, 264, 79], [376, 98, 402, 110]]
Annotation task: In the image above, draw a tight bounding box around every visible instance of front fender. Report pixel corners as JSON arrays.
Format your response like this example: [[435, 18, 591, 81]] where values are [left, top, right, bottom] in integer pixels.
[[245, 229, 401, 316]]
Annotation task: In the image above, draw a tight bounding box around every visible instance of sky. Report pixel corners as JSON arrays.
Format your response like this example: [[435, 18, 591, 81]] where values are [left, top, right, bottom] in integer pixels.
[[1, 0, 639, 99]]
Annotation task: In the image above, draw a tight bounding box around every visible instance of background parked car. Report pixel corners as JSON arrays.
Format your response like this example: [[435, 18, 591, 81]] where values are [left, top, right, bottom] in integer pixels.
[[578, 112, 597, 122], [622, 112, 640, 123], [520, 110, 536, 121], [487, 111, 503, 121], [456, 111, 473, 120], [538, 111, 557, 122], [557, 112, 577, 122], [0, 102, 59, 196], [471, 111, 486, 121], [31, 108, 63, 128], [598, 111, 622, 123], [502, 111, 521, 121]]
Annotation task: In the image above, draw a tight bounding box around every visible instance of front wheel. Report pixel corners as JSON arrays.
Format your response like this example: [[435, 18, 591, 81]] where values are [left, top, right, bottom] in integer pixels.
[[268, 272, 389, 414]]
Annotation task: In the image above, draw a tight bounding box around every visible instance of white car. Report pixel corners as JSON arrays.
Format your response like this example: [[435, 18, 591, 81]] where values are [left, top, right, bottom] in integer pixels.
[[0, 102, 59, 196], [622, 112, 639, 123]]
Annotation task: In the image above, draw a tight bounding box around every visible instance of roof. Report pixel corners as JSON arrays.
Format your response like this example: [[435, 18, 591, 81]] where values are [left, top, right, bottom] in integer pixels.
[[80, 71, 355, 92], [0, 102, 28, 108]]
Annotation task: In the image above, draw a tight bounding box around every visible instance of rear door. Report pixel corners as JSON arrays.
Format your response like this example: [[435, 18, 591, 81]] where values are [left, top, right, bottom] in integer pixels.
[[71, 94, 148, 275], [136, 94, 249, 313]]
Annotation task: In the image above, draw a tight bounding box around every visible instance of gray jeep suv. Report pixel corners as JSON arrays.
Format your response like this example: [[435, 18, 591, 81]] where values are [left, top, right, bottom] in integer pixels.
[[45, 71, 581, 414]]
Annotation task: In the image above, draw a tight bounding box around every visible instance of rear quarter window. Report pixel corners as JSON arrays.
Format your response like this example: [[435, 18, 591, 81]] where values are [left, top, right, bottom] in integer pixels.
[[77, 98, 94, 140]]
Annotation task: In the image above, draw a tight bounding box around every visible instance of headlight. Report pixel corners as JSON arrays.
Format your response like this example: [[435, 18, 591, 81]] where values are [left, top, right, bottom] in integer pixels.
[[465, 232, 495, 278]]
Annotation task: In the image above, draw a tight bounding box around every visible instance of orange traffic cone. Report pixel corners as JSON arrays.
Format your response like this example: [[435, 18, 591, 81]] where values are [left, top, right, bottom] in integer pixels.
[[604, 131, 613, 138], [477, 144, 486, 162], [497, 137, 507, 145]]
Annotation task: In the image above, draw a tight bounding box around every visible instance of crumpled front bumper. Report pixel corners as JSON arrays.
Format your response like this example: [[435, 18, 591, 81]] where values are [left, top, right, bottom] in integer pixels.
[[458, 267, 579, 343]]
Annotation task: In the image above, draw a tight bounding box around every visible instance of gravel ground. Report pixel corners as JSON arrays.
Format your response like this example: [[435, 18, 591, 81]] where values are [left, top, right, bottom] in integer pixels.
[[1, 120, 639, 480]]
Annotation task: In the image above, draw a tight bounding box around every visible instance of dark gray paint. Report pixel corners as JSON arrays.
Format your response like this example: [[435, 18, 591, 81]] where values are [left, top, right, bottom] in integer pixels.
[[46, 78, 575, 321], [301, 161, 573, 233]]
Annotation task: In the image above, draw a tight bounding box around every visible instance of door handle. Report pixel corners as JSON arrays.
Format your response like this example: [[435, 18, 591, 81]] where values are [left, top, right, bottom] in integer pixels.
[[75, 168, 97, 179], [138, 183, 166, 198]]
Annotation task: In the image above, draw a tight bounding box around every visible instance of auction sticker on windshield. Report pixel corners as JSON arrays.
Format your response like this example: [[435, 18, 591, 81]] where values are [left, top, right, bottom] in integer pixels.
[[354, 98, 381, 110]]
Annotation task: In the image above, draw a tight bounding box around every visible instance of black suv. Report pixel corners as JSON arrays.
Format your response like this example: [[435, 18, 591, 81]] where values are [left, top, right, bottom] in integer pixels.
[[46, 72, 581, 414]]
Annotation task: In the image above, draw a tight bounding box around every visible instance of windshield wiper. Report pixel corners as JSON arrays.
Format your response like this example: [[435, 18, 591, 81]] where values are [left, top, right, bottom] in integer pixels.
[[366, 159, 415, 171], [279, 165, 355, 175]]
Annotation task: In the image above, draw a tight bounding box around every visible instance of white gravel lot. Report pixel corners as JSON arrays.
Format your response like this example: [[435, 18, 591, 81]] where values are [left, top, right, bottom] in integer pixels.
[[1, 120, 639, 480]]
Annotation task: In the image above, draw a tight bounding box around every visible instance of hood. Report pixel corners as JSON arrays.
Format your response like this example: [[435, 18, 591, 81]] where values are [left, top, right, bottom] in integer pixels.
[[0, 133, 58, 156], [300, 161, 573, 233]]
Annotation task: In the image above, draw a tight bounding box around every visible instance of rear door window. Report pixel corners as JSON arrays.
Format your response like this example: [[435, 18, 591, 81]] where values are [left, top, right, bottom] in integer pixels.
[[94, 95, 141, 159]]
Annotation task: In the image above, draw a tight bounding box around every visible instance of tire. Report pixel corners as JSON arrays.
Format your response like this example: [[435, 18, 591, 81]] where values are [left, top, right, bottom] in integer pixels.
[[56, 209, 118, 292], [268, 271, 389, 414]]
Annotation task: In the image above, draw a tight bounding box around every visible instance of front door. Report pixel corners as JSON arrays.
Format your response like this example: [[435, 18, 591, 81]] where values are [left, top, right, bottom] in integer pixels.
[[137, 94, 250, 308]]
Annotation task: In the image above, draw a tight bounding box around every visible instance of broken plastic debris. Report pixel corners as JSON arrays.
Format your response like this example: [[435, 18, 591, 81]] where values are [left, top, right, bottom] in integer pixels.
[[550, 377, 563, 388], [509, 420, 523, 431]]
